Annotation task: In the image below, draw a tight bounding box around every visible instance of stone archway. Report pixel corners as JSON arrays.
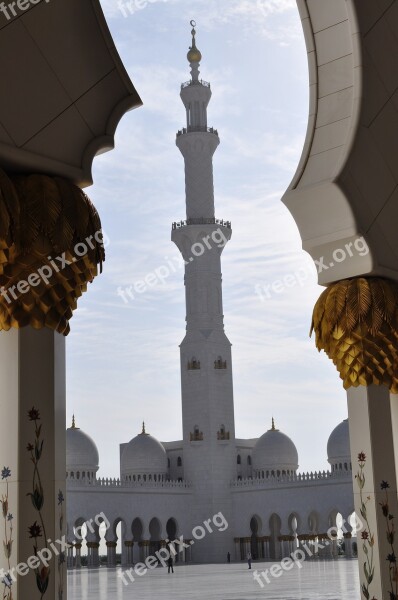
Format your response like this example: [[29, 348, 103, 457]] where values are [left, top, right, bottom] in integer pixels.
[[269, 513, 282, 560], [149, 517, 162, 557], [132, 518, 144, 563]]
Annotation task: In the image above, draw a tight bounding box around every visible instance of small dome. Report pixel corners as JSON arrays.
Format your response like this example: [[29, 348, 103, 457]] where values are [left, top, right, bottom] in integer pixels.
[[66, 416, 99, 473], [327, 419, 350, 465], [252, 420, 298, 474], [121, 423, 168, 479]]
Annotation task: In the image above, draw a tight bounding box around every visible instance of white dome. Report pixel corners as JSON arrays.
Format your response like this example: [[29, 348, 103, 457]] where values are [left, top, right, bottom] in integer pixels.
[[252, 421, 298, 474], [66, 417, 99, 473], [327, 419, 351, 465], [121, 424, 168, 479]]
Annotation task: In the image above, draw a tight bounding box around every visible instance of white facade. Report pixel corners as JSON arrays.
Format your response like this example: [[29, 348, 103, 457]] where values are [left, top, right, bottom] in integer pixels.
[[66, 26, 355, 567]]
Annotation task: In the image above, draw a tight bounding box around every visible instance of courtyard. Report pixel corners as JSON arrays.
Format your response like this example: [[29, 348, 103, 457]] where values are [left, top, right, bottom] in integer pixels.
[[68, 561, 360, 600]]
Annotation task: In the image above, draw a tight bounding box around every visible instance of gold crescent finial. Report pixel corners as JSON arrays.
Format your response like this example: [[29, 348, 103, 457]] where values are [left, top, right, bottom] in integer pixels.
[[271, 417, 275, 431], [72, 414, 76, 429], [142, 421, 146, 434], [187, 19, 202, 64]]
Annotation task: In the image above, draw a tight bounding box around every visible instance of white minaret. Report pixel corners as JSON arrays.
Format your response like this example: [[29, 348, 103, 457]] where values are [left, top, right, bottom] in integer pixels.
[[172, 22, 236, 562]]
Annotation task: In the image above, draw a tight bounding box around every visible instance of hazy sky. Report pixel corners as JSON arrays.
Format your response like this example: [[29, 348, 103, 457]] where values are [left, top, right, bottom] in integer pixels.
[[67, 0, 348, 478]]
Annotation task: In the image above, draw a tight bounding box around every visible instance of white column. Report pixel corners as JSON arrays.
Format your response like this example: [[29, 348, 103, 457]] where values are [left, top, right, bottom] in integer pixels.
[[67, 544, 74, 569], [75, 544, 82, 568], [234, 538, 240, 561], [317, 534, 328, 559], [347, 385, 398, 600], [289, 537, 296, 556], [185, 540, 193, 563], [344, 533, 353, 558], [140, 541, 150, 561], [124, 541, 133, 567], [106, 541, 117, 567], [264, 537, 270, 560], [0, 328, 66, 600], [132, 540, 141, 564], [87, 542, 100, 568]]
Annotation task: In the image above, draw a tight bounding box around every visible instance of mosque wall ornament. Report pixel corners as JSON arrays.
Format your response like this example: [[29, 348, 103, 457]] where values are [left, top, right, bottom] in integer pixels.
[[27, 407, 50, 599], [1, 466, 13, 600], [0, 169, 105, 335], [57, 490, 65, 600], [311, 277, 398, 392], [356, 452, 376, 600]]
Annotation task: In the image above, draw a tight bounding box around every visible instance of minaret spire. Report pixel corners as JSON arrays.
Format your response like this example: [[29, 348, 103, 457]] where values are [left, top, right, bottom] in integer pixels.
[[187, 20, 201, 82]]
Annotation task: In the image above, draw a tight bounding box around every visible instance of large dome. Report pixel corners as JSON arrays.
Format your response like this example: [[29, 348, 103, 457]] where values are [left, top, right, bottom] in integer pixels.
[[121, 423, 168, 481], [66, 416, 99, 479], [252, 420, 298, 476], [327, 419, 351, 470]]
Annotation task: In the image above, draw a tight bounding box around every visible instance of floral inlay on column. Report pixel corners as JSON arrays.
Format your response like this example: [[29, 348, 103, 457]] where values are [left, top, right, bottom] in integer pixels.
[[379, 481, 397, 599], [57, 491, 65, 600], [356, 452, 377, 600], [1, 466, 13, 600], [26, 407, 49, 598]]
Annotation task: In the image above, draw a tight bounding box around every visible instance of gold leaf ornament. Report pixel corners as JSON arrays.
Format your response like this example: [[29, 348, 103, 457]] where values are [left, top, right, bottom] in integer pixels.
[[311, 277, 398, 393], [0, 169, 105, 335]]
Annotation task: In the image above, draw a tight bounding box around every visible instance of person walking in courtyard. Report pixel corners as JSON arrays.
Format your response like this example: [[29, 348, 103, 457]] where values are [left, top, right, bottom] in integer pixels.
[[167, 555, 174, 574], [227, 552, 231, 563], [247, 551, 252, 569]]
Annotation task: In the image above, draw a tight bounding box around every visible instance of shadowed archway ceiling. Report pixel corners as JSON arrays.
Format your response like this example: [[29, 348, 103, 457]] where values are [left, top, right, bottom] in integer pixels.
[[0, 0, 142, 187]]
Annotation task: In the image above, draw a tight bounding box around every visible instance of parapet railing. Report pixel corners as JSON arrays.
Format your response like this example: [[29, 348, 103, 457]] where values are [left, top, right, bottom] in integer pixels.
[[177, 126, 218, 137], [67, 477, 191, 489], [181, 79, 210, 89], [172, 217, 231, 230], [231, 469, 352, 488]]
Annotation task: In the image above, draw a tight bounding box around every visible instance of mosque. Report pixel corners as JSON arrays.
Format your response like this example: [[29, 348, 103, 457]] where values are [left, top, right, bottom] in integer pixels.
[[66, 24, 355, 568]]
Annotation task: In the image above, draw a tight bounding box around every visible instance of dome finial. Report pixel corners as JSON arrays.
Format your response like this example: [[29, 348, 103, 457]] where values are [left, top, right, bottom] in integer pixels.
[[72, 414, 76, 429], [142, 421, 146, 434], [270, 417, 278, 431]]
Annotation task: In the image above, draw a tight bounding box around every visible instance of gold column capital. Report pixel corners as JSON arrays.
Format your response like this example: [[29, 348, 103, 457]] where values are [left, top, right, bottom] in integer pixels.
[[0, 170, 105, 335], [311, 277, 398, 392]]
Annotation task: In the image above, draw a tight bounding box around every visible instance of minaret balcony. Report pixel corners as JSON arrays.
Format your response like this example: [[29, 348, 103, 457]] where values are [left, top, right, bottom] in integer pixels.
[[177, 126, 218, 137], [172, 217, 231, 230], [181, 79, 210, 89]]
